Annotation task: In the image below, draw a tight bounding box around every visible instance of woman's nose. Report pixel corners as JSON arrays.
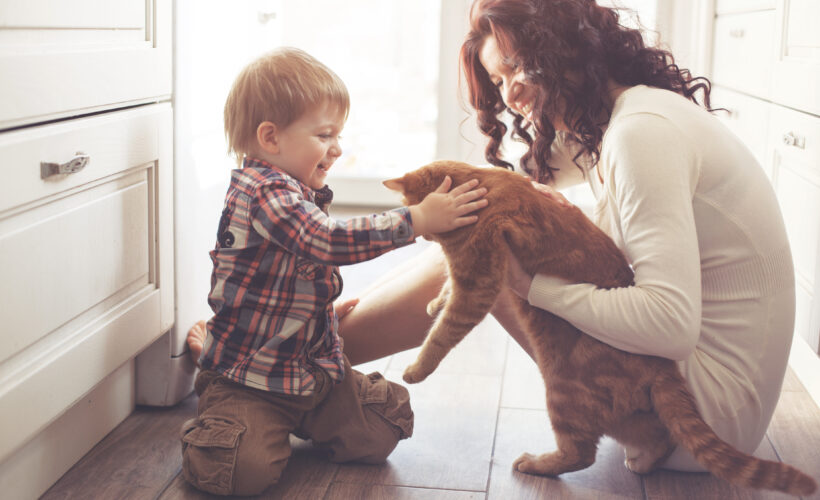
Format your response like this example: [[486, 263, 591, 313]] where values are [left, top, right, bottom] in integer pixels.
[[502, 80, 519, 108]]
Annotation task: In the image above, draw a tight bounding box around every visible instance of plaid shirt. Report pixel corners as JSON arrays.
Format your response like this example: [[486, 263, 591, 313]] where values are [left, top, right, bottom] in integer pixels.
[[201, 158, 415, 395]]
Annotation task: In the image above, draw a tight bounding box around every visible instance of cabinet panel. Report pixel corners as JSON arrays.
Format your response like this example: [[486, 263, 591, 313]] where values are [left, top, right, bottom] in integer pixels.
[[712, 10, 776, 100], [0, 174, 150, 364], [0, 0, 171, 130], [710, 86, 771, 173], [772, 0, 820, 116], [769, 104, 820, 352]]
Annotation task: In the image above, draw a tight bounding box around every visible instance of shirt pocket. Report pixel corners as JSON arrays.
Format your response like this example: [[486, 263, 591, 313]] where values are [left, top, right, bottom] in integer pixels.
[[357, 371, 414, 439]]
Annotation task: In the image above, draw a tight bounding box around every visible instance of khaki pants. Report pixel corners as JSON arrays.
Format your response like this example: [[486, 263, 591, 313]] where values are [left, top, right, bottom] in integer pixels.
[[180, 356, 413, 496]]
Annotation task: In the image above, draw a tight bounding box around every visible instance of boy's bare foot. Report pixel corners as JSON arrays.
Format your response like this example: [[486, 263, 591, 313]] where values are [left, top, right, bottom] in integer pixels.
[[187, 320, 207, 365]]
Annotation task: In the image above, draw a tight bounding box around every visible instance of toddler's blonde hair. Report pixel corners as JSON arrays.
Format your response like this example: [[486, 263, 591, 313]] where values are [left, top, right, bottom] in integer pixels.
[[224, 47, 350, 165]]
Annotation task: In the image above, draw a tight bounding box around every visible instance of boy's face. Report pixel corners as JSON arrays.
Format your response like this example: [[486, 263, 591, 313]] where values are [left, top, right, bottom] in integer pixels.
[[272, 101, 346, 191]]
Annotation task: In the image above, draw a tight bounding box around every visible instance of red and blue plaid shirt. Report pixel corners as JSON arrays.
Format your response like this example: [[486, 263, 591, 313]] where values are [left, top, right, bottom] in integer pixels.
[[201, 158, 415, 395]]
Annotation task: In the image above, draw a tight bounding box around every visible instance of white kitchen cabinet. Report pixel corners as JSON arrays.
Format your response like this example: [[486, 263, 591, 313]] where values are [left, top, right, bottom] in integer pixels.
[[705, 0, 820, 404], [0, 1, 173, 498]]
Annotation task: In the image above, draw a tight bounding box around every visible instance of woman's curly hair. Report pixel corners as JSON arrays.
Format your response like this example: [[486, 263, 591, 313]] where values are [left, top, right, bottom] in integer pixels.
[[460, 0, 714, 183]]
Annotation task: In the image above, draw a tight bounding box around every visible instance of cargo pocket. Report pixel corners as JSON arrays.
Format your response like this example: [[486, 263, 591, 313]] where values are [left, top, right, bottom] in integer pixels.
[[180, 417, 245, 495], [358, 372, 414, 439]]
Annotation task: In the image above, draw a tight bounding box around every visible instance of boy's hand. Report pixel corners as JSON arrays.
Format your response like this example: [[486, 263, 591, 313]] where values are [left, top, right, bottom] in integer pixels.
[[409, 176, 488, 236]]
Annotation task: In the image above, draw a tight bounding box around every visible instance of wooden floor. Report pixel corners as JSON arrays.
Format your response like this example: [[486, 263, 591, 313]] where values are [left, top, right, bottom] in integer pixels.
[[43, 241, 820, 500]]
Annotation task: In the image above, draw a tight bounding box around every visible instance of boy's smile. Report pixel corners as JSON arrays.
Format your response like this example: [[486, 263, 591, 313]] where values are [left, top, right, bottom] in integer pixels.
[[259, 100, 346, 191]]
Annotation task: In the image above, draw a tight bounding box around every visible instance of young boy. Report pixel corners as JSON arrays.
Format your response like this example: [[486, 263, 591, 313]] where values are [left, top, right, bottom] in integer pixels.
[[180, 47, 487, 496]]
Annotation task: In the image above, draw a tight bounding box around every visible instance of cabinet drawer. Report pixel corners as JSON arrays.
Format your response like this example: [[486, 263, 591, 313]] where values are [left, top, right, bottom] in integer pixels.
[[0, 104, 174, 463], [0, 106, 168, 213], [710, 86, 771, 174], [0, 0, 171, 130], [712, 10, 776, 99]]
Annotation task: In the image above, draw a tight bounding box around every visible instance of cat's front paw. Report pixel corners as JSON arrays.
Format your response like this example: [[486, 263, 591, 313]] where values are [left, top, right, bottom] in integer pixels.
[[402, 363, 430, 384], [513, 453, 539, 474]]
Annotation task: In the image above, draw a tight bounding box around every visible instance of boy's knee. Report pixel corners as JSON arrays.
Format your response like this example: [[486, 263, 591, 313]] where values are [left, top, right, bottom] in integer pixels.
[[353, 428, 401, 464], [180, 417, 288, 496]]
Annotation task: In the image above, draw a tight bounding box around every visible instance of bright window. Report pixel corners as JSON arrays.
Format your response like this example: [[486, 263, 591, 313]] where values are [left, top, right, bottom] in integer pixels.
[[279, 0, 443, 180]]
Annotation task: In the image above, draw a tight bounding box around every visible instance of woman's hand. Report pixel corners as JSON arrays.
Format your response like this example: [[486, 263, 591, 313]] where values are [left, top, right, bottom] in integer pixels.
[[410, 176, 489, 236], [506, 248, 534, 299], [335, 297, 360, 320], [527, 177, 571, 206]]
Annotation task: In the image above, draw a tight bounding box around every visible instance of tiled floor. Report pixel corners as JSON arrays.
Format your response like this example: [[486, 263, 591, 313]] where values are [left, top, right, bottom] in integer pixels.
[[43, 237, 820, 500]]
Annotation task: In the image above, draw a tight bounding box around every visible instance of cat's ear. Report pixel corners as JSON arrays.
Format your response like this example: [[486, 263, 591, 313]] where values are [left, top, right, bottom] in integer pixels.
[[383, 176, 405, 193]]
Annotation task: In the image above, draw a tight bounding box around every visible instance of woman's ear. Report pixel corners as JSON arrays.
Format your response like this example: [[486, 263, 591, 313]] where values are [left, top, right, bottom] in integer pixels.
[[256, 121, 279, 154]]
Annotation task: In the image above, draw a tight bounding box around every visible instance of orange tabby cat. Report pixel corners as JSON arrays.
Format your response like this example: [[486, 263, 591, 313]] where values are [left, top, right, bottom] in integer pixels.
[[383, 160, 817, 497]]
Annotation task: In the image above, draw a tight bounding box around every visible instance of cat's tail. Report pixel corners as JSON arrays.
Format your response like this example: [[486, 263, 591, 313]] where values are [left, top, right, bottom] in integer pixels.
[[651, 371, 817, 496]]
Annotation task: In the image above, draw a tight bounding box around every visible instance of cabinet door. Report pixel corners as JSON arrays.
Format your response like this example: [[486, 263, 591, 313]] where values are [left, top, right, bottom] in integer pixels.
[[0, 0, 171, 130], [0, 104, 173, 463], [772, 0, 820, 116], [768, 104, 820, 353]]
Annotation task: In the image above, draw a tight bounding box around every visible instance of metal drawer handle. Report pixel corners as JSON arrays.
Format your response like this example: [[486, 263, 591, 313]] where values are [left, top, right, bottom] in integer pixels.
[[782, 132, 806, 150], [41, 152, 90, 179], [258, 11, 277, 24]]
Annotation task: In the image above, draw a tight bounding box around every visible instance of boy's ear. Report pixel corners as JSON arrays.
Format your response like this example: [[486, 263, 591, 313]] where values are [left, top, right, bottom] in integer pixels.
[[382, 177, 405, 192], [256, 121, 280, 154]]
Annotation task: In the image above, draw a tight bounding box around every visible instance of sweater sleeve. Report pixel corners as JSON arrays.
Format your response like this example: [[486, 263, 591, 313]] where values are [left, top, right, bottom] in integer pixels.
[[527, 113, 702, 360]]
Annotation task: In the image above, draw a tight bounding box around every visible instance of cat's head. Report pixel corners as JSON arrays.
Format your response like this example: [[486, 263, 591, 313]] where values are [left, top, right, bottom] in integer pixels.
[[383, 160, 470, 205]]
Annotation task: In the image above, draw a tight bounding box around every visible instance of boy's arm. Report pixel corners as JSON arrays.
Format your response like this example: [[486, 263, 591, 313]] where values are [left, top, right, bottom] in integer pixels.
[[252, 183, 414, 266], [253, 177, 486, 266]]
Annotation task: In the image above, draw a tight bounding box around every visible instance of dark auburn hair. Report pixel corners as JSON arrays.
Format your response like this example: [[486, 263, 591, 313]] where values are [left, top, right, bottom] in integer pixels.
[[460, 0, 713, 183]]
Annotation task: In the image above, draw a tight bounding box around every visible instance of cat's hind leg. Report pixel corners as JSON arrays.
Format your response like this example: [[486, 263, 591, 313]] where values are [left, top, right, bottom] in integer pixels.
[[513, 431, 598, 476]]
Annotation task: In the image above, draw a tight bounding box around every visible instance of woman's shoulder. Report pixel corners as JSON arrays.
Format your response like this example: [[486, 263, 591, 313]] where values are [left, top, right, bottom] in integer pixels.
[[611, 85, 697, 123]]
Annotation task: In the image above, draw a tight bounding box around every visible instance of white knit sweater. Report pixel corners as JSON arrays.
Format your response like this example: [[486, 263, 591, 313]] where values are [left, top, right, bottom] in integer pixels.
[[529, 85, 795, 469]]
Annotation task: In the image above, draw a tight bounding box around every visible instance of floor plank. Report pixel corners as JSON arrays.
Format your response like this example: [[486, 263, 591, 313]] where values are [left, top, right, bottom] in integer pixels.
[[643, 438, 793, 500], [332, 368, 502, 492], [324, 483, 484, 500], [157, 437, 338, 500], [488, 408, 645, 500], [41, 394, 197, 500], [765, 387, 820, 500]]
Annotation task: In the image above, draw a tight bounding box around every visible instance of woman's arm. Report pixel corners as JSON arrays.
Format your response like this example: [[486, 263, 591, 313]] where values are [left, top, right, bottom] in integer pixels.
[[523, 114, 702, 360]]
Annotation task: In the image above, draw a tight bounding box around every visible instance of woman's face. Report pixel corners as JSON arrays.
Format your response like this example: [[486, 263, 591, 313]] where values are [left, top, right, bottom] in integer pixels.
[[478, 34, 567, 131]]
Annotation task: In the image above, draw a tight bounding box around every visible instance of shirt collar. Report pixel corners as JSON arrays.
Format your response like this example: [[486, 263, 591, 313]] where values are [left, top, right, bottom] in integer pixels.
[[242, 157, 333, 209]]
